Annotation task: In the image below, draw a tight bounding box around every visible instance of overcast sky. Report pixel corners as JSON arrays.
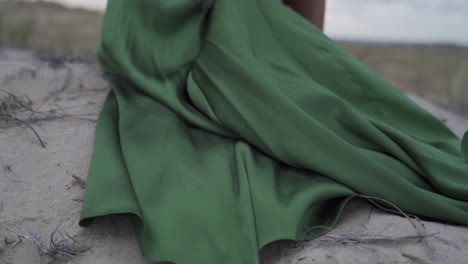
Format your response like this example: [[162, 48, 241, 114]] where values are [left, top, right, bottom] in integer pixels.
[[21, 0, 468, 45], [326, 0, 468, 44]]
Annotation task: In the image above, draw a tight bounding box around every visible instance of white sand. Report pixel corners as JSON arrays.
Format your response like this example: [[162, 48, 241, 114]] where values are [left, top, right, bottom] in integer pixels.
[[0, 49, 467, 264]]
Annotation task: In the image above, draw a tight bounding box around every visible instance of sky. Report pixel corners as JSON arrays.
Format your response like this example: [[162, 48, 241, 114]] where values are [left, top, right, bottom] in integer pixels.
[[326, 0, 468, 44], [19, 0, 468, 45]]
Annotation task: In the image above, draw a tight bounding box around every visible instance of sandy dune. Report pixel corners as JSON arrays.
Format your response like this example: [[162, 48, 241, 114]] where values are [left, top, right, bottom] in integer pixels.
[[0, 49, 467, 264]]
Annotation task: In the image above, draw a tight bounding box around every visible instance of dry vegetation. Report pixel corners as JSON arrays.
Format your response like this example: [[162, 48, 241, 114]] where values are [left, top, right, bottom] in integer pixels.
[[343, 42, 468, 114], [0, 1, 101, 55]]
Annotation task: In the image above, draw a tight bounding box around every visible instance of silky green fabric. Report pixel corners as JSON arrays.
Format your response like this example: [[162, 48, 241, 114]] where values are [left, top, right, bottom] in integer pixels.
[[80, 0, 468, 263]]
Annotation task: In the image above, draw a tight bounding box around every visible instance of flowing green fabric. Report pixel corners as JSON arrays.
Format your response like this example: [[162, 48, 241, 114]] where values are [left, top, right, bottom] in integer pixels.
[[79, 0, 468, 263]]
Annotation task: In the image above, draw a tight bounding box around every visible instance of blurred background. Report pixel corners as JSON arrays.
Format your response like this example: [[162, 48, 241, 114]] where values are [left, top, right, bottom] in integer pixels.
[[0, 0, 467, 116]]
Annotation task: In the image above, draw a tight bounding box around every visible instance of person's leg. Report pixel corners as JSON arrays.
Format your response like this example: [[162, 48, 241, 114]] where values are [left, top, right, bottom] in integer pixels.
[[283, 0, 326, 30]]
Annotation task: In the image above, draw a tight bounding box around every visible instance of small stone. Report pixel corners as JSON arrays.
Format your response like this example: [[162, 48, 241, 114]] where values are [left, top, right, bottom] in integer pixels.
[[4, 237, 16, 245], [72, 197, 84, 202]]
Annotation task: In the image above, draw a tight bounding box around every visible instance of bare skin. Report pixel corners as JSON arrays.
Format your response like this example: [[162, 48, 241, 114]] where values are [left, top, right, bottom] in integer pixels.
[[283, 0, 326, 30]]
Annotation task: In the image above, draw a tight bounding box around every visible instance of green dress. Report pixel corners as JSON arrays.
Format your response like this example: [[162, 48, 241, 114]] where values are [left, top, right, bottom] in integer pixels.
[[79, 0, 468, 263]]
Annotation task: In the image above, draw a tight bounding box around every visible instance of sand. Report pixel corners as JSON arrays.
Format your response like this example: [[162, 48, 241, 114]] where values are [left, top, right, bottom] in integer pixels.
[[0, 49, 467, 264]]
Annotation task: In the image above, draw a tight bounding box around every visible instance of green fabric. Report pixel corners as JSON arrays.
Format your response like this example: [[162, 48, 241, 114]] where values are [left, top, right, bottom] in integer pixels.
[[79, 0, 468, 263], [463, 131, 468, 160]]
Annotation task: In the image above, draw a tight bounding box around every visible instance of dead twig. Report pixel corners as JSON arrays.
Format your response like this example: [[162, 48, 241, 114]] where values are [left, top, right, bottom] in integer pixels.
[[0, 90, 44, 115], [0, 91, 47, 148], [303, 194, 426, 238], [72, 175, 86, 189], [37, 65, 73, 110], [9, 237, 21, 249], [15, 223, 88, 260], [0, 113, 97, 129], [0, 89, 98, 132], [300, 194, 439, 262], [321, 233, 438, 245], [0, 114, 46, 148], [4, 165, 12, 172]]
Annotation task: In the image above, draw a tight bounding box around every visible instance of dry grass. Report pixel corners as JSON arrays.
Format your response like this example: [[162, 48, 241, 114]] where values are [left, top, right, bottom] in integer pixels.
[[0, 89, 47, 147], [302, 195, 433, 244], [341, 42, 468, 114], [0, 60, 98, 147], [0, 1, 101, 54], [259, 195, 443, 264], [11, 223, 89, 263]]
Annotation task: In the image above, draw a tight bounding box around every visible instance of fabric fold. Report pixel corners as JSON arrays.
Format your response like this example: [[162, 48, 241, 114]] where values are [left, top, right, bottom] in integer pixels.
[[462, 131, 468, 162], [80, 0, 468, 263]]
